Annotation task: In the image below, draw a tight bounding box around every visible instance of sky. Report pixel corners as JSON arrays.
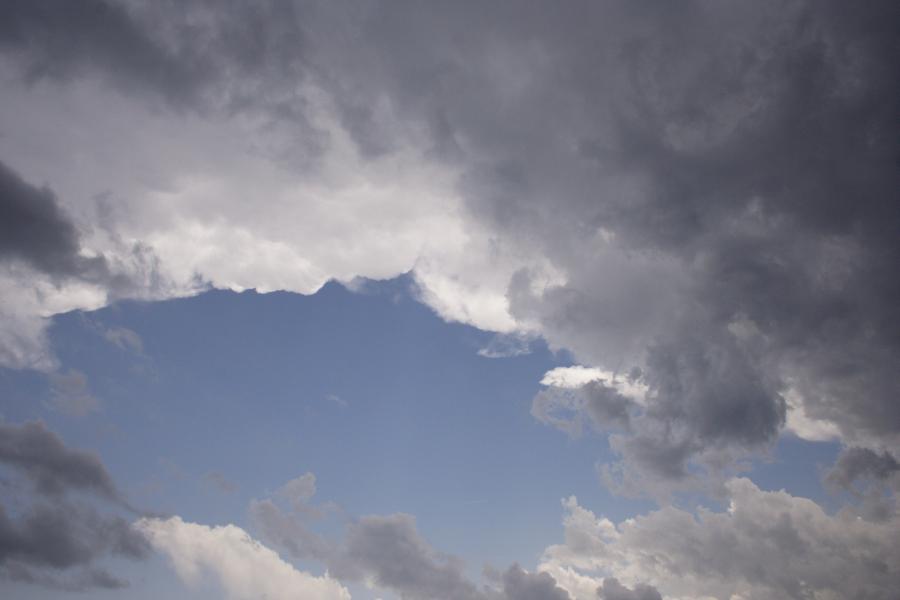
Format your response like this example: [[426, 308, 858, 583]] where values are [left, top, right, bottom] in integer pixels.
[[0, 1, 898, 599]]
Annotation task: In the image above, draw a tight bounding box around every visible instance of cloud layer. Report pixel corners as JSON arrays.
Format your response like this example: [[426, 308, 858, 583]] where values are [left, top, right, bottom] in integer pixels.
[[1, 2, 896, 477]]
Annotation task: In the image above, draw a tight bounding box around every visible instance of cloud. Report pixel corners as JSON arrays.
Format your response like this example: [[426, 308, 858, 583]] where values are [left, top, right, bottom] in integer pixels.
[[0, 420, 120, 500], [825, 447, 900, 491], [136, 516, 351, 600], [596, 578, 661, 600], [202, 471, 238, 494], [0, 421, 149, 589], [335, 513, 482, 600], [0, 159, 97, 277], [532, 381, 635, 438], [330, 512, 585, 600], [281, 472, 317, 508], [0, 0, 896, 492], [823, 447, 899, 521], [102, 326, 143, 354], [47, 368, 100, 416], [251, 474, 576, 600], [1, 562, 129, 592], [539, 478, 900, 600], [477, 333, 534, 359], [0, 159, 169, 370], [0, 501, 148, 570], [500, 564, 571, 600], [249, 498, 334, 565]]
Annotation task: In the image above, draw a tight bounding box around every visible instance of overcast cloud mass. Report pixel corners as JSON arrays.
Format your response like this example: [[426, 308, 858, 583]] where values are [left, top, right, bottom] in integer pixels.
[[0, 1, 897, 598]]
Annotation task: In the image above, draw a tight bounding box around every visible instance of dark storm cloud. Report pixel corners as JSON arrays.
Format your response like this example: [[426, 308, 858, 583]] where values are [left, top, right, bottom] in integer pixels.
[[0, 0, 322, 164], [228, 0, 895, 484], [0, 421, 149, 590], [597, 578, 662, 600], [0, 160, 103, 278], [348, 0, 897, 485], [1, 0, 897, 492], [0, 0, 208, 107], [498, 0, 900, 485], [0, 159, 164, 302]]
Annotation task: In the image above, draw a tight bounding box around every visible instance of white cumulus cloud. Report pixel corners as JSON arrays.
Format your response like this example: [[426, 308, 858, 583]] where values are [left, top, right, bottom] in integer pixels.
[[136, 516, 350, 600]]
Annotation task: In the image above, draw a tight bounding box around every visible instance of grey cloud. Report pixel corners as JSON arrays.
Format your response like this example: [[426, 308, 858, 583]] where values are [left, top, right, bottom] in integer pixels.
[[249, 498, 333, 564], [0, 158, 170, 369], [825, 447, 900, 491], [0, 0, 322, 165], [501, 564, 571, 600], [0, 158, 165, 297], [597, 578, 661, 600], [250, 475, 479, 598], [474, 0, 900, 487], [251, 478, 573, 600], [0, 159, 102, 279], [0, 421, 149, 590], [255, 0, 897, 485], [333, 514, 583, 600], [1, 0, 897, 493], [824, 447, 899, 521], [336, 515, 579, 600], [0, 0, 211, 108], [532, 381, 634, 438], [336, 513, 482, 600], [1, 562, 129, 592], [0, 502, 148, 569], [0, 421, 119, 500]]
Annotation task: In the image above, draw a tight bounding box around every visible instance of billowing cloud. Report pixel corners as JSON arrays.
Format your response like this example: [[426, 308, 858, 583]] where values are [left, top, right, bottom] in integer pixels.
[[0, 2, 896, 479], [0, 2, 894, 484], [136, 516, 350, 600], [540, 478, 900, 600], [0, 8, 898, 600]]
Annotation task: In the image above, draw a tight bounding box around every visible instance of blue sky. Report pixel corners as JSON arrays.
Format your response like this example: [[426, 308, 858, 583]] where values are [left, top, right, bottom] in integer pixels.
[[0, 2, 898, 599], [1, 276, 844, 599]]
